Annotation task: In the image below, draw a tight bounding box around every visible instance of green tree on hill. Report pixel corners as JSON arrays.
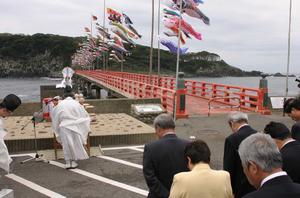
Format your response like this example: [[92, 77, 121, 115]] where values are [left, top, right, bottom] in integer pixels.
[[0, 33, 261, 77]]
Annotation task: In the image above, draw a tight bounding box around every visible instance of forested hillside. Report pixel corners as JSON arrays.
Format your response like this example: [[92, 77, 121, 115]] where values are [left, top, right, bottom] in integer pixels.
[[0, 33, 261, 77]]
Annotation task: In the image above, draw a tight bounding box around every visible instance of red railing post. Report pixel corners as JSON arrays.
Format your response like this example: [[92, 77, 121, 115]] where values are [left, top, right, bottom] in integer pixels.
[[161, 89, 168, 110], [212, 84, 217, 98], [192, 81, 196, 95], [224, 86, 230, 102], [258, 76, 271, 115], [257, 87, 271, 115], [240, 88, 246, 107], [257, 88, 264, 111], [175, 89, 188, 119], [175, 72, 188, 119], [201, 83, 206, 97]]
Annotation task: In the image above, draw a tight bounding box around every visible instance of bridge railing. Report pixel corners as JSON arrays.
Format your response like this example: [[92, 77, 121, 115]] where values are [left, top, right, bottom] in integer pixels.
[[76, 70, 268, 114], [76, 70, 176, 113], [185, 80, 265, 112]]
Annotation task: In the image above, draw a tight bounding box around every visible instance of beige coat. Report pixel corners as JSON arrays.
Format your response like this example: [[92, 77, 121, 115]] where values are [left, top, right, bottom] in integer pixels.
[[169, 163, 233, 198]]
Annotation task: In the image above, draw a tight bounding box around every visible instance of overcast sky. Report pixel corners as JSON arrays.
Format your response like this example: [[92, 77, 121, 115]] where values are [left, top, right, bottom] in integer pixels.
[[1, 0, 299, 74]]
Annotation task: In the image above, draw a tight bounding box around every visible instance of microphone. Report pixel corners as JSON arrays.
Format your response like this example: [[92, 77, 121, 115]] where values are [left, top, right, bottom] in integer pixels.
[[33, 112, 40, 118], [32, 112, 44, 123], [20, 112, 41, 130]]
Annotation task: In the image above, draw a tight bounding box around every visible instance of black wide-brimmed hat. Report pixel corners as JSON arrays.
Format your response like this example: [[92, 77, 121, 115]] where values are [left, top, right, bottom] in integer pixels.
[[0, 94, 22, 112]]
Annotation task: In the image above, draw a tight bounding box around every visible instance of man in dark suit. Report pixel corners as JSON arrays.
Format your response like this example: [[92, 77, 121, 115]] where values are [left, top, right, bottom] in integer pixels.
[[238, 133, 300, 198], [264, 121, 300, 183], [143, 113, 189, 198], [284, 98, 300, 141], [223, 112, 256, 198]]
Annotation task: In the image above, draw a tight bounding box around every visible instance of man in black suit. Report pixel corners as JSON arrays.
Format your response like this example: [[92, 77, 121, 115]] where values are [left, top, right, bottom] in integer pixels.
[[284, 98, 300, 141], [143, 113, 189, 198], [264, 121, 300, 183], [223, 111, 256, 198], [238, 133, 300, 198]]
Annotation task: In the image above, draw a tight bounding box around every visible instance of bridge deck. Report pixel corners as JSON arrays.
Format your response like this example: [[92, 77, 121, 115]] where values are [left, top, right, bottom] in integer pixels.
[[186, 95, 246, 116], [75, 70, 267, 117]]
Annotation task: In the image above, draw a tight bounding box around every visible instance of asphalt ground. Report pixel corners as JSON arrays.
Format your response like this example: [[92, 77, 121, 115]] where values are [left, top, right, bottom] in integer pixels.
[[0, 112, 295, 197], [1, 146, 146, 198]]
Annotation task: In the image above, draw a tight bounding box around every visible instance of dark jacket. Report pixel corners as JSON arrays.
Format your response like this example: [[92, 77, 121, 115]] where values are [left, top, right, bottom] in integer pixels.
[[243, 175, 300, 198], [281, 140, 300, 183], [143, 134, 189, 198], [291, 122, 300, 142], [223, 125, 256, 198]]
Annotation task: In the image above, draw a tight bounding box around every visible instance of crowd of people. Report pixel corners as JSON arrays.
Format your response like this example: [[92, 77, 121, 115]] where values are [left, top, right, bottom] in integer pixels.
[[143, 97, 300, 198], [1, 91, 300, 197]]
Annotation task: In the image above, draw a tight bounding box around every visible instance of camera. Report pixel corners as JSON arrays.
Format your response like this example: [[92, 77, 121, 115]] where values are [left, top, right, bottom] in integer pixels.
[[296, 77, 300, 88]]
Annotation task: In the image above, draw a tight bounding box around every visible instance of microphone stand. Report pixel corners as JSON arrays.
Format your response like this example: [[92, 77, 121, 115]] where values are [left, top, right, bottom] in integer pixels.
[[21, 113, 49, 164]]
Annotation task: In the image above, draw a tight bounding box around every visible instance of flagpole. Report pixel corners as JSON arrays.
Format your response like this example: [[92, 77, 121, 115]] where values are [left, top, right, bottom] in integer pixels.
[[173, 0, 183, 120], [103, 0, 106, 71], [285, 0, 292, 99], [90, 14, 93, 38], [149, 0, 155, 84], [157, 0, 161, 86], [121, 52, 124, 72], [90, 14, 94, 70]]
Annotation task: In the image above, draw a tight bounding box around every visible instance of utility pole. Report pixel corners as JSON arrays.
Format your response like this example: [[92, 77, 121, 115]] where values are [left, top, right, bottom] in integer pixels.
[[149, 0, 155, 84], [285, 0, 292, 99]]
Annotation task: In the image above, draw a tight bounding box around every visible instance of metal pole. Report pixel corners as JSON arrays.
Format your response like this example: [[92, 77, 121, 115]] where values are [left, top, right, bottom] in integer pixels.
[[103, 0, 106, 30], [90, 14, 94, 70], [103, 0, 106, 71], [173, 0, 183, 120], [285, 0, 292, 99], [121, 52, 124, 72], [90, 14, 93, 38], [149, 0, 155, 84], [157, 0, 161, 85]]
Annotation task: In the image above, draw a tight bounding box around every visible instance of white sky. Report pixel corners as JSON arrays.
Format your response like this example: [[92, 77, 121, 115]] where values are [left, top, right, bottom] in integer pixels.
[[1, 0, 299, 74]]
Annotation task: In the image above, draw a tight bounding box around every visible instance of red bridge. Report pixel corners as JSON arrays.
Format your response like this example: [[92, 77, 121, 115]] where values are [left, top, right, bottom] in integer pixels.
[[75, 70, 270, 118]]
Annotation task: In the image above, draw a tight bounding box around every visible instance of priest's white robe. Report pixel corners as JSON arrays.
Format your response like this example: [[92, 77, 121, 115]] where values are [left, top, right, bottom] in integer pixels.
[[0, 118, 12, 172], [51, 97, 90, 161]]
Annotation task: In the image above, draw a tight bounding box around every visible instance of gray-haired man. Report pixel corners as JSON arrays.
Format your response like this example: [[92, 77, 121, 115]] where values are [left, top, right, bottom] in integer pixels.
[[223, 111, 256, 198], [143, 113, 189, 198], [238, 133, 300, 198]]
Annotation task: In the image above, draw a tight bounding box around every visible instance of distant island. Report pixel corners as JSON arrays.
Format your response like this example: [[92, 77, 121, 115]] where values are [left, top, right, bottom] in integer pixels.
[[272, 72, 296, 77], [0, 33, 267, 78]]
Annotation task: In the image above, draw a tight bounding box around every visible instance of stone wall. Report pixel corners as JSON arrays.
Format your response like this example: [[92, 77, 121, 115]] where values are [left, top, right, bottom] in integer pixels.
[[12, 98, 161, 116], [87, 98, 161, 114]]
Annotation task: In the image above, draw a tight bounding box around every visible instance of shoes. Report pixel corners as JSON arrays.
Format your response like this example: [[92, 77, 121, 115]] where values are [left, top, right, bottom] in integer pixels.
[[65, 160, 78, 169], [71, 161, 78, 169], [65, 161, 72, 169]]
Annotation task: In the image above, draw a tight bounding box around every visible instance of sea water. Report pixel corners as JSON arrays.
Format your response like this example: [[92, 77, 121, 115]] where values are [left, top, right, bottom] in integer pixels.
[[187, 76, 300, 97], [0, 76, 299, 102]]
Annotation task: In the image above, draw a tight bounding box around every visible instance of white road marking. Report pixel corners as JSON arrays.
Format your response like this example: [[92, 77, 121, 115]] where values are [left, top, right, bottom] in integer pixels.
[[97, 155, 142, 169], [10, 153, 35, 158], [128, 147, 144, 152], [49, 160, 148, 196], [101, 145, 144, 151], [6, 174, 66, 198]]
